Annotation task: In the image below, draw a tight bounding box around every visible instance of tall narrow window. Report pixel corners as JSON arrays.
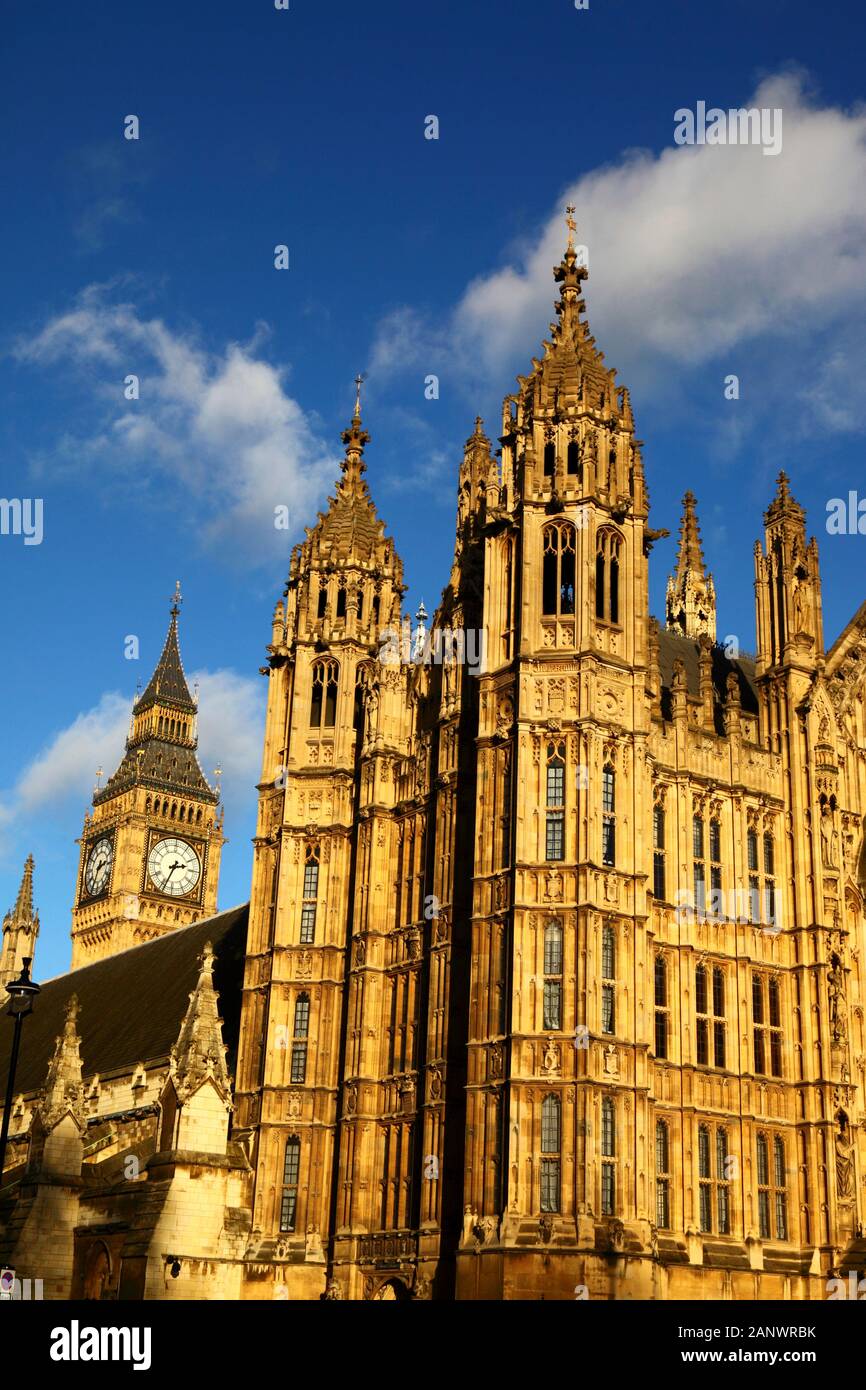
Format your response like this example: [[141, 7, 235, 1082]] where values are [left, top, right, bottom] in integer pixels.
[[609, 552, 619, 625], [310, 659, 339, 729], [540, 1095, 561, 1213], [500, 748, 512, 870], [757, 1134, 770, 1235], [601, 1097, 616, 1215], [543, 439, 556, 477], [280, 1137, 301, 1232], [747, 827, 760, 922], [601, 923, 615, 1035], [503, 538, 514, 661], [542, 523, 576, 617], [656, 1120, 671, 1228], [753, 973, 782, 1077], [545, 743, 565, 861], [653, 803, 666, 899], [317, 587, 327, 620], [654, 955, 668, 1059], [763, 833, 776, 926], [709, 818, 722, 916], [696, 964, 726, 1068], [747, 824, 777, 927], [773, 1135, 787, 1239], [290, 994, 309, 1084], [602, 764, 616, 867], [698, 1125, 712, 1232], [566, 439, 579, 475], [716, 1127, 731, 1234], [596, 530, 623, 624], [543, 922, 563, 1031], [693, 814, 706, 915], [336, 586, 347, 620], [300, 844, 319, 943]]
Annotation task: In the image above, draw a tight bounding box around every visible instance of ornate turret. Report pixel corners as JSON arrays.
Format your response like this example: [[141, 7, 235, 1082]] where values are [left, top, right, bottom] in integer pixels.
[[1, 856, 39, 992], [282, 382, 404, 649], [27, 995, 87, 1178], [160, 942, 232, 1156], [170, 942, 231, 1104], [665, 492, 717, 641], [754, 471, 823, 673], [37, 996, 86, 1131]]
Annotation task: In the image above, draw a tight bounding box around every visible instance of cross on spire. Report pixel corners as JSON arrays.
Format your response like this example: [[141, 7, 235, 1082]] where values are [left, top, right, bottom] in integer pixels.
[[354, 373, 367, 421]]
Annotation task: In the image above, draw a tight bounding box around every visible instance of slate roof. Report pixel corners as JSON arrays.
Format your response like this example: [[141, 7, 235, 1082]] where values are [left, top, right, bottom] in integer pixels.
[[93, 736, 219, 806], [135, 612, 196, 714], [657, 627, 759, 721], [0, 904, 248, 1098]]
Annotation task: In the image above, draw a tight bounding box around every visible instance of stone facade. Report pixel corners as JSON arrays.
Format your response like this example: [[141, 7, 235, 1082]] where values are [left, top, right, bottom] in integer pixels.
[[2, 234, 866, 1300]]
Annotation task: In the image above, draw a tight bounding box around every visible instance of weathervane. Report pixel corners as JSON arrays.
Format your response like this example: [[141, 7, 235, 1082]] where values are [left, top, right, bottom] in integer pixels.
[[354, 372, 367, 418], [170, 579, 183, 617], [565, 204, 577, 250]]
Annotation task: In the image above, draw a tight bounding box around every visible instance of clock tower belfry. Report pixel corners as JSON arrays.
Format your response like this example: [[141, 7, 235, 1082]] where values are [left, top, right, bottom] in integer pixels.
[[70, 587, 224, 968]]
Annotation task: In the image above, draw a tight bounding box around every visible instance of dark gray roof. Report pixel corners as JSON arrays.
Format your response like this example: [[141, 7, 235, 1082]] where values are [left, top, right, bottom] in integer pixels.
[[94, 736, 218, 806], [135, 613, 196, 714], [656, 628, 759, 726], [0, 904, 248, 1097]]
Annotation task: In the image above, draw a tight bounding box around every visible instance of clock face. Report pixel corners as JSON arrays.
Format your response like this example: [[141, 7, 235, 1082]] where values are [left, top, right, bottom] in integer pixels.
[[84, 837, 113, 898], [147, 837, 201, 897]]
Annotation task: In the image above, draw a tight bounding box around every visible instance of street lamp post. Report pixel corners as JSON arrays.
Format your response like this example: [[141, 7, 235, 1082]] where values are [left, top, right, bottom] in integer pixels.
[[0, 958, 41, 1186]]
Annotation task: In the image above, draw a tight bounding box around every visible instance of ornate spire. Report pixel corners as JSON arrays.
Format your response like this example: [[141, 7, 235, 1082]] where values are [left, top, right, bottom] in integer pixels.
[[95, 590, 217, 807], [36, 995, 86, 1131], [764, 470, 806, 529], [134, 586, 196, 715], [665, 492, 717, 641], [303, 382, 395, 569], [1, 856, 39, 991], [5, 855, 35, 927], [673, 491, 708, 581], [170, 942, 231, 1104], [339, 374, 370, 490]]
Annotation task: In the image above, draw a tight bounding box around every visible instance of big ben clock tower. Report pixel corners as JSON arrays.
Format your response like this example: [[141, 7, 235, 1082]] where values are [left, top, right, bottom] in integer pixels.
[[70, 586, 224, 967]]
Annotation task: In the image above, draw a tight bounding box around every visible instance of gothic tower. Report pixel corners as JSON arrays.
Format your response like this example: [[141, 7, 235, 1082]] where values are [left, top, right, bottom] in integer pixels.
[[235, 389, 407, 1296], [70, 589, 223, 968], [1, 856, 39, 992], [454, 219, 662, 1293], [665, 491, 717, 641]]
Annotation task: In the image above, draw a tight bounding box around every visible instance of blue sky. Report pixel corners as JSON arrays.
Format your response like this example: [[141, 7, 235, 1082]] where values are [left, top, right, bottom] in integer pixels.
[[2, 0, 865, 979]]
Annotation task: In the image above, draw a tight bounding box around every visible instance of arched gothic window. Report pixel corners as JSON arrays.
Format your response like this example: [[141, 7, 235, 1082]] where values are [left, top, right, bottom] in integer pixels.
[[542, 523, 576, 617], [310, 659, 339, 728], [595, 529, 622, 624]]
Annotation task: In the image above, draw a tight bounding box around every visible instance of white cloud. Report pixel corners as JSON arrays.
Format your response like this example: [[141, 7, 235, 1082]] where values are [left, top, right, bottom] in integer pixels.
[[2, 670, 263, 829], [372, 72, 866, 422], [16, 692, 131, 813], [192, 668, 265, 801], [14, 289, 339, 555]]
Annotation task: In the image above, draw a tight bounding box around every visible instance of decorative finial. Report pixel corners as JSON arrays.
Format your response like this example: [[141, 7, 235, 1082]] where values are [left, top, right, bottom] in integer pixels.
[[353, 373, 367, 421], [565, 204, 577, 250], [94, 766, 104, 792], [213, 764, 223, 796], [171, 580, 183, 618]]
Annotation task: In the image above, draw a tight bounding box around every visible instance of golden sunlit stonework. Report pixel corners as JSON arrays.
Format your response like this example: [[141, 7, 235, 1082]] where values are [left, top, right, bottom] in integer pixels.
[[2, 236, 866, 1301]]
